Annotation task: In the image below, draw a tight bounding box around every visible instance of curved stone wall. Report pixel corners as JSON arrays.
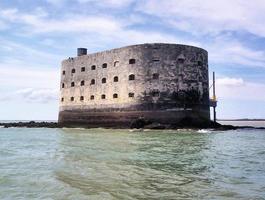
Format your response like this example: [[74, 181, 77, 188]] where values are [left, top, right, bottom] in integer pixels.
[[59, 43, 210, 127]]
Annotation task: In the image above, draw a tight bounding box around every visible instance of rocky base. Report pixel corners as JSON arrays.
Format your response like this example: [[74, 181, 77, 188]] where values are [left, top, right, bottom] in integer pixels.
[[0, 118, 264, 131], [130, 117, 265, 130], [0, 121, 60, 128]]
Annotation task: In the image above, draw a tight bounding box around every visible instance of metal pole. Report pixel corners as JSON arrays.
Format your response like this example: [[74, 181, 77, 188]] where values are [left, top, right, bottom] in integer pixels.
[[213, 72, 216, 123]]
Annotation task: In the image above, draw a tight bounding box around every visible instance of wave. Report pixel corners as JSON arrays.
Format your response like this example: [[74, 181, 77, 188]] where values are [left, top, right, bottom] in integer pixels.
[[197, 129, 211, 133]]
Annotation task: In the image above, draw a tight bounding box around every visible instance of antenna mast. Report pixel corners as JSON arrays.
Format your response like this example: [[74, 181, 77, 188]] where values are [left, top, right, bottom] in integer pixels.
[[210, 72, 217, 123]]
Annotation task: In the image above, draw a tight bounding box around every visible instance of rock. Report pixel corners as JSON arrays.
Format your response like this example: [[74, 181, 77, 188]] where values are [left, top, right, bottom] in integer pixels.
[[0, 121, 60, 128], [0, 120, 264, 131], [130, 117, 151, 129], [144, 123, 166, 129]]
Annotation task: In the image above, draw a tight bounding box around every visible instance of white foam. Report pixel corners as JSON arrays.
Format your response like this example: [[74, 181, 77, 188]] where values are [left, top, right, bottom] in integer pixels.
[[197, 129, 210, 133]]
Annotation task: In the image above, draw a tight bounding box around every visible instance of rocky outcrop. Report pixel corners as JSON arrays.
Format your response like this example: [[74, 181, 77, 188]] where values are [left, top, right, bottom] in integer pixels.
[[0, 121, 60, 128], [1, 120, 264, 131]]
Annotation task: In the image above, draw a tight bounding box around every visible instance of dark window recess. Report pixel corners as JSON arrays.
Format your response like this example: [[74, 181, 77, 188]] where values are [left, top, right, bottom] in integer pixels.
[[71, 69, 75, 73], [101, 94, 106, 99], [102, 63, 107, 68], [178, 58, 185, 64], [61, 97, 64, 102], [152, 90, 160, 97], [198, 61, 203, 66], [81, 80, 85, 86], [80, 96, 84, 101], [71, 82, 75, 87], [153, 73, 159, 79], [62, 83, 65, 88], [91, 65, 96, 70], [70, 97, 74, 101], [152, 59, 160, 62], [62, 70, 66, 75], [129, 59, 135, 64], [113, 93, 118, 98], [81, 67, 85, 72], [102, 78, 106, 83], [129, 74, 135, 80], [114, 61, 119, 67], [90, 95, 94, 100], [113, 76, 118, 82], [128, 93, 134, 98], [91, 79, 95, 85]]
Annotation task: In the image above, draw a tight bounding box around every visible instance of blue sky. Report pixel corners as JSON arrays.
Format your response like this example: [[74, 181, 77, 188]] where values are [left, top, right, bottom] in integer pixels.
[[0, 0, 265, 120]]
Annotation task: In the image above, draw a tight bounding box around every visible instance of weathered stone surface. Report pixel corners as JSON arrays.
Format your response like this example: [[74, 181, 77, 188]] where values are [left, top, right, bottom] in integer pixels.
[[59, 43, 210, 128]]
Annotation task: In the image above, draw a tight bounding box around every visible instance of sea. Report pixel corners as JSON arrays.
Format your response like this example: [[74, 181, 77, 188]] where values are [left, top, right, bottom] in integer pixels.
[[0, 121, 265, 199]]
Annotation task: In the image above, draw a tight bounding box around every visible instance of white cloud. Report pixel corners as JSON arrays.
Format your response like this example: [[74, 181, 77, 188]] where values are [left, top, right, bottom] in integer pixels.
[[28, 16, 121, 34], [202, 36, 265, 67], [0, 38, 62, 62], [137, 0, 265, 37], [2, 5, 265, 69], [17, 88, 58, 103], [0, 88, 59, 103], [0, 20, 7, 30], [214, 77, 265, 101], [77, 0, 134, 8], [45, 0, 134, 8], [216, 77, 244, 87], [46, 0, 67, 6], [0, 8, 122, 34], [0, 7, 200, 49], [0, 64, 59, 89]]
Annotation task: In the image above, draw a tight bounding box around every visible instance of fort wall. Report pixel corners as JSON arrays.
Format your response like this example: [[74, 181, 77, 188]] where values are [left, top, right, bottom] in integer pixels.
[[59, 43, 210, 128]]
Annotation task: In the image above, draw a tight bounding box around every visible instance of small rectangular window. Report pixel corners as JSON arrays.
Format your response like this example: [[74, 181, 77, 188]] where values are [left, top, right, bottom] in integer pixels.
[[102, 63, 107, 68], [129, 59, 135, 64], [129, 93, 134, 98], [152, 91, 160, 97], [153, 73, 159, 79], [129, 74, 135, 80], [81, 67, 85, 72], [114, 61, 119, 67], [114, 76, 118, 82], [113, 93, 118, 98], [102, 78, 106, 84]]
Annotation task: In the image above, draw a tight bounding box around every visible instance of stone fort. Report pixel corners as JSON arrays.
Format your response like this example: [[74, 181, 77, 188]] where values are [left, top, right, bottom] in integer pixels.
[[58, 43, 210, 128]]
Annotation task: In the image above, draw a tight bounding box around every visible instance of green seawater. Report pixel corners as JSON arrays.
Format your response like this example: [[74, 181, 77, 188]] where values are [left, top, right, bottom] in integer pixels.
[[0, 128, 265, 200]]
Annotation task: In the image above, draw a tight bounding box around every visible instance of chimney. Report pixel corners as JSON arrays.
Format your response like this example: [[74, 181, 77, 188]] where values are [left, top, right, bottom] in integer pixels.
[[77, 48, 87, 56]]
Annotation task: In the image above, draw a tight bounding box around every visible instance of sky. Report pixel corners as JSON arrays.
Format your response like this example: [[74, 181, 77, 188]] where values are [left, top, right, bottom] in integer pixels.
[[0, 0, 265, 120]]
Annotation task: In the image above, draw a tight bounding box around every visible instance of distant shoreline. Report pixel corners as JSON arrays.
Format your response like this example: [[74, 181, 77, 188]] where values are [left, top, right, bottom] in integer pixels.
[[218, 119, 265, 121]]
